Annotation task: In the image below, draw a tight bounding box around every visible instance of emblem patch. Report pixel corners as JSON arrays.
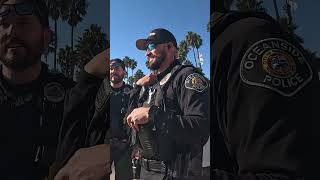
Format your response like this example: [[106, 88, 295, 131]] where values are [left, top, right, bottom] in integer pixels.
[[240, 38, 312, 97], [44, 82, 65, 103], [185, 73, 208, 92]]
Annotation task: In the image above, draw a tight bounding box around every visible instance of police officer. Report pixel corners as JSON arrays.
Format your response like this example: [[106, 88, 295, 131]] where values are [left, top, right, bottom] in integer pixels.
[[211, 1, 315, 179], [126, 28, 210, 180], [0, 0, 74, 179], [54, 49, 111, 180], [109, 58, 133, 179]]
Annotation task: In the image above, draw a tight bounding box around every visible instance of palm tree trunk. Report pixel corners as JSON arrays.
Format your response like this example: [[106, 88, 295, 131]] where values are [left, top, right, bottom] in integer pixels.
[[132, 68, 133, 77], [285, 0, 293, 29], [192, 47, 198, 67], [196, 48, 202, 69], [71, 25, 74, 51], [273, 0, 280, 21], [54, 19, 57, 71]]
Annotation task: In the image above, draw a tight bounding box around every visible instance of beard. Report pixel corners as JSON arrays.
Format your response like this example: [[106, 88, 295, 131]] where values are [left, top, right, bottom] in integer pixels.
[[146, 54, 165, 71], [0, 38, 43, 71], [110, 74, 124, 84]]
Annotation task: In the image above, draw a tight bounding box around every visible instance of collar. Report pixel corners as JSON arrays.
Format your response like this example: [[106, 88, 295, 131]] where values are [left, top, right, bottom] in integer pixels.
[[156, 60, 180, 81]]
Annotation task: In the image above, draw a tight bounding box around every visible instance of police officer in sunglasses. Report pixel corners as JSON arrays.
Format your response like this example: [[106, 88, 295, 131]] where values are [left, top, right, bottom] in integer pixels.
[[126, 28, 210, 179], [0, 0, 73, 179]]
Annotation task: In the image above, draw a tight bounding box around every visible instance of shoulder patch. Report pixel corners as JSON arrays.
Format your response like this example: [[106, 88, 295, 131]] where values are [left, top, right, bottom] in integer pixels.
[[185, 73, 208, 92], [44, 82, 66, 103], [240, 38, 313, 97]]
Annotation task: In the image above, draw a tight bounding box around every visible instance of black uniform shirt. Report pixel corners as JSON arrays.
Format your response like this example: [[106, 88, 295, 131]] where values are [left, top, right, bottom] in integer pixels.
[[0, 63, 74, 180], [128, 61, 210, 161], [110, 83, 132, 139], [211, 11, 315, 180]]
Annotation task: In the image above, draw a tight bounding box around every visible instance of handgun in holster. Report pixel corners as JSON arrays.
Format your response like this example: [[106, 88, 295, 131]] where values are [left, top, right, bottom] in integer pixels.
[[132, 158, 141, 180]]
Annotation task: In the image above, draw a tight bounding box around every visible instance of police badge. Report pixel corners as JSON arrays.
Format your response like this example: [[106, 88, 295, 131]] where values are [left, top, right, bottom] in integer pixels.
[[240, 38, 313, 97]]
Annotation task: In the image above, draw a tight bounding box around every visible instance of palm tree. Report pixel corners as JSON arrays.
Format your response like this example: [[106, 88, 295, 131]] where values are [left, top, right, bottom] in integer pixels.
[[186, 32, 198, 68], [129, 59, 137, 77], [186, 32, 203, 68], [178, 40, 190, 63], [236, 0, 267, 12], [283, 0, 297, 30], [129, 69, 144, 86], [272, 0, 280, 21], [75, 24, 107, 68], [123, 56, 131, 83], [74, 24, 108, 81], [61, 0, 88, 51], [57, 45, 78, 78], [46, 0, 63, 71], [194, 34, 203, 69]]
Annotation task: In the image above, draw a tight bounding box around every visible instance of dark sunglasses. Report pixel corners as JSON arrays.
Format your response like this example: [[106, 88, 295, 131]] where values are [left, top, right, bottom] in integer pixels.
[[146, 43, 158, 51], [0, 1, 40, 17]]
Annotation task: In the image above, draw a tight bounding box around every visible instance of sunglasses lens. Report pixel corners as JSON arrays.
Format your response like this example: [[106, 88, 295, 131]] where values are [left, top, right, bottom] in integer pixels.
[[15, 2, 33, 15], [0, 5, 9, 17], [147, 44, 156, 51]]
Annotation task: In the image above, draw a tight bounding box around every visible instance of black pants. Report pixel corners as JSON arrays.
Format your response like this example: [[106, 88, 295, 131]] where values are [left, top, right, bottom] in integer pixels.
[[110, 139, 132, 180]]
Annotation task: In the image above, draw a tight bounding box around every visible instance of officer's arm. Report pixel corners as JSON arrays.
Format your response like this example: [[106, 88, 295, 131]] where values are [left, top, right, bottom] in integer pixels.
[[212, 17, 313, 180], [56, 70, 104, 166], [56, 49, 109, 167], [149, 69, 210, 146]]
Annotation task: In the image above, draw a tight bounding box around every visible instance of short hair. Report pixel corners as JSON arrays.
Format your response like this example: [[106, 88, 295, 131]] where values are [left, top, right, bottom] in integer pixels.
[[110, 58, 126, 70], [0, 0, 49, 27]]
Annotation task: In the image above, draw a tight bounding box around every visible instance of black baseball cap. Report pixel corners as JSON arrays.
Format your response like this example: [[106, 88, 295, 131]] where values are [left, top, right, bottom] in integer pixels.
[[136, 28, 177, 50], [110, 58, 125, 70]]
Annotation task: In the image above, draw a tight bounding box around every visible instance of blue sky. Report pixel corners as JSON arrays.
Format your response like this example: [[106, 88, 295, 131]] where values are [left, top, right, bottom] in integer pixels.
[[110, 0, 210, 78], [45, 0, 320, 77]]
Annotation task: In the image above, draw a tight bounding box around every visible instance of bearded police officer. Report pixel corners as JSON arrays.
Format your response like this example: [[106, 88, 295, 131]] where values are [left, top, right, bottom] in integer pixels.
[[0, 0, 76, 179], [109, 58, 133, 180], [211, 1, 315, 179], [126, 28, 210, 180]]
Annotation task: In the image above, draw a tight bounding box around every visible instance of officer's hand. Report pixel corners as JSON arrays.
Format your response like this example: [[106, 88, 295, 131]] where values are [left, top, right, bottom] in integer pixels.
[[136, 73, 157, 86], [84, 49, 110, 79], [53, 144, 111, 180], [127, 107, 150, 131]]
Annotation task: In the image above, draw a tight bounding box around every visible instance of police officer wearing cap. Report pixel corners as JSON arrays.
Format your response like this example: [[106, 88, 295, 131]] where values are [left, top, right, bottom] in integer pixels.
[[0, 0, 75, 179], [211, 1, 316, 179], [126, 28, 210, 180], [108, 58, 133, 180]]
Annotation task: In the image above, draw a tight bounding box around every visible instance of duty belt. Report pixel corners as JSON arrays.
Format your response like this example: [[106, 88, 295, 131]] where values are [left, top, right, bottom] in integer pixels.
[[140, 158, 168, 174]]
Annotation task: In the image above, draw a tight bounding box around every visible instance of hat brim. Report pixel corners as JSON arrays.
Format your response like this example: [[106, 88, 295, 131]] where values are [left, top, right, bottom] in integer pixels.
[[136, 39, 155, 50]]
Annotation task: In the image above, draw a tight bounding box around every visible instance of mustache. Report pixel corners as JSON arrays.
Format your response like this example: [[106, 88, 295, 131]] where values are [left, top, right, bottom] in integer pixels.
[[7, 38, 26, 48]]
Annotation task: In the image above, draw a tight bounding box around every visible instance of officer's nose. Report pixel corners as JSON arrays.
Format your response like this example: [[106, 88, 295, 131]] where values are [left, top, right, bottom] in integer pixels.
[[110, 68, 115, 74], [145, 50, 152, 57]]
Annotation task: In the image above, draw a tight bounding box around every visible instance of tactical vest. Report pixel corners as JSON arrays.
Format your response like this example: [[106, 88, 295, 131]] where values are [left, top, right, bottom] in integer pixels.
[[135, 63, 196, 162]]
